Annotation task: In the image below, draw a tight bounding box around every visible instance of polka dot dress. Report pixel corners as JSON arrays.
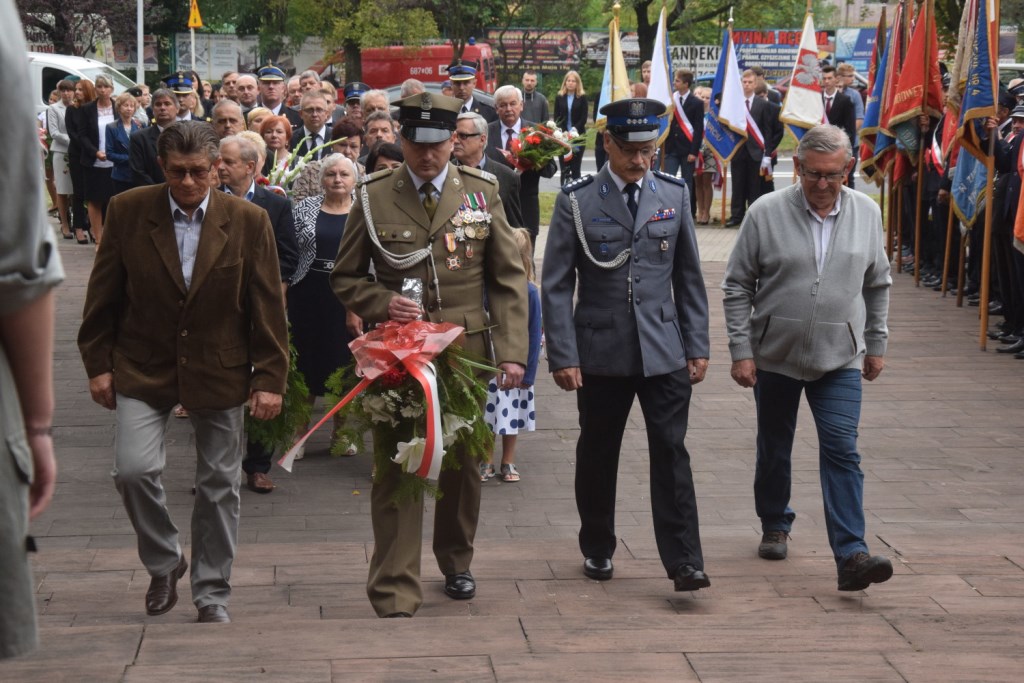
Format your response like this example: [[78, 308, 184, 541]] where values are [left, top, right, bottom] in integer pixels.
[[484, 380, 536, 435]]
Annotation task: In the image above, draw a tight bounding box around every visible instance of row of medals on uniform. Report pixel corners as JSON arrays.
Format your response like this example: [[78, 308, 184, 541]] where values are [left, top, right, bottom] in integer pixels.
[[445, 191, 491, 271]]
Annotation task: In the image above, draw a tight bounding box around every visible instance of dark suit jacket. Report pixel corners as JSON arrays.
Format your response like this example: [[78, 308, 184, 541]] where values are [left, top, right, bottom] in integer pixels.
[[77, 101, 102, 167], [250, 184, 299, 282], [554, 93, 588, 139], [465, 97, 498, 124], [742, 96, 783, 161], [289, 126, 330, 164], [129, 125, 165, 186], [665, 90, 705, 159], [105, 120, 140, 183], [478, 157, 524, 229], [78, 185, 289, 410], [824, 90, 857, 150]]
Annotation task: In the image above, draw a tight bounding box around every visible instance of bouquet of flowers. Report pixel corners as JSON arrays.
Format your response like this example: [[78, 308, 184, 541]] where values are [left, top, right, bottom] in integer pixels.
[[502, 120, 581, 172], [245, 329, 313, 451], [265, 135, 342, 191], [322, 321, 496, 501]]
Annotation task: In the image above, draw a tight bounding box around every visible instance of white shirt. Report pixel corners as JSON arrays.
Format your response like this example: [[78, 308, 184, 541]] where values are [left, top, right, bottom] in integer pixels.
[[501, 120, 523, 148], [223, 180, 256, 202], [169, 189, 211, 289], [801, 190, 842, 273]]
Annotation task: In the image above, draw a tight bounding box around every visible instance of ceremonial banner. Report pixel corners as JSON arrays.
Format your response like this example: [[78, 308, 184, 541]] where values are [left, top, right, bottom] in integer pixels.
[[705, 29, 747, 163], [647, 6, 675, 146], [779, 11, 825, 142], [858, 12, 887, 184], [956, 0, 998, 160], [873, 0, 908, 178], [886, 0, 944, 159], [594, 5, 631, 131]]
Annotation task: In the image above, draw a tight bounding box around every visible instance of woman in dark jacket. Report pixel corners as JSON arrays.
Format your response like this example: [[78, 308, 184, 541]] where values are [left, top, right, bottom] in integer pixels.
[[64, 78, 95, 244], [105, 92, 141, 196], [78, 75, 116, 245], [553, 70, 588, 185]]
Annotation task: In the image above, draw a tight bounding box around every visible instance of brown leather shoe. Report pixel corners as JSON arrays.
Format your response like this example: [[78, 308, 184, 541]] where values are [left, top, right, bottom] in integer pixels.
[[246, 472, 275, 493], [145, 555, 188, 616], [197, 604, 231, 623]]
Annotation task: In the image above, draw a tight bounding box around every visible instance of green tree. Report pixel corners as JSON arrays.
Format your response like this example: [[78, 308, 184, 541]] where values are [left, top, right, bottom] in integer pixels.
[[427, 0, 504, 60], [488, 0, 595, 81]]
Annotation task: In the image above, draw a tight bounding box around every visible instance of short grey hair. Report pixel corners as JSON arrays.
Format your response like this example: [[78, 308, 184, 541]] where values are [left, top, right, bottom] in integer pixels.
[[299, 70, 320, 83], [150, 88, 179, 106], [494, 85, 523, 105], [400, 78, 425, 98], [797, 124, 852, 162], [220, 134, 259, 166], [364, 110, 393, 129], [211, 98, 242, 117], [361, 89, 388, 107], [287, 75, 300, 87], [300, 90, 328, 108], [319, 154, 356, 185], [236, 74, 258, 87], [456, 112, 487, 136]]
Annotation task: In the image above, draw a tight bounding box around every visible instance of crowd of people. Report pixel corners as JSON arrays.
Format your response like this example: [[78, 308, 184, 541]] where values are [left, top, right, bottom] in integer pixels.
[[9, 42, 913, 649]]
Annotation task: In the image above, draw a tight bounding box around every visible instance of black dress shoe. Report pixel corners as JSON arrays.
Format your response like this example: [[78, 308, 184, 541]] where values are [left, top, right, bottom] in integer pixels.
[[998, 333, 1021, 344], [197, 604, 231, 623], [145, 555, 187, 616], [724, 218, 742, 227], [443, 571, 476, 600], [989, 302, 1004, 315], [383, 612, 412, 618], [582, 557, 613, 581], [1014, 351, 1024, 359], [995, 340, 1024, 354], [672, 564, 711, 592]]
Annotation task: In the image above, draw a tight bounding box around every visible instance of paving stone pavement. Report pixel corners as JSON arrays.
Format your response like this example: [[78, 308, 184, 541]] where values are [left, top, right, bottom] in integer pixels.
[[3, 225, 1024, 682]]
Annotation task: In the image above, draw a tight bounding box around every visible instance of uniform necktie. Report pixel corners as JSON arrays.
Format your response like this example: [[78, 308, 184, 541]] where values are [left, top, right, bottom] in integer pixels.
[[420, 183, 437, 221], [461, 105, 468, 114], [313, 134, 321, 159], [825, 96, 833, 116], [625, 183, 639, 221], [505, 128, 514, 151]]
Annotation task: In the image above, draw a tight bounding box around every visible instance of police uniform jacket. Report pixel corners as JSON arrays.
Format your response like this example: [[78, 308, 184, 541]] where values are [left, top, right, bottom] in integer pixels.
[[542, 165, 710, 377], [330, 162, 528, 366]]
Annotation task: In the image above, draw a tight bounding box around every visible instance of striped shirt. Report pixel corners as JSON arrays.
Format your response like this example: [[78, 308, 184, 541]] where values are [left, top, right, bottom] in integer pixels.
[[169, 190, 211, 289]]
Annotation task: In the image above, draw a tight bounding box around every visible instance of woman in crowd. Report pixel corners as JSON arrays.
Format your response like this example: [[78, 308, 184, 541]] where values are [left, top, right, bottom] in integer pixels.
[[288, 155, 363, 457], [290, 119, 364, 203], [259, 114, 292, 178], [247, 106, 272, 133], [554, 70, 588, 185], [46, 79, 76, 239], [694, 86, 716, 225], [105, 92, 140, 196], [64, 78, 95, 244], [364, 142, 403, 174], [78, 75, 117, 244]]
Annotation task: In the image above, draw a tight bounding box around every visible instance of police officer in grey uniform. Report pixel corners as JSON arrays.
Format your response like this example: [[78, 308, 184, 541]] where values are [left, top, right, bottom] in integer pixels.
[[541, 98, 712, 592]]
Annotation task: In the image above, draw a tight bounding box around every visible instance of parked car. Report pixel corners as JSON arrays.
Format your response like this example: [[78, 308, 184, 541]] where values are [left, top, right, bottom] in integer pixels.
[[27, 52, 135, 115]]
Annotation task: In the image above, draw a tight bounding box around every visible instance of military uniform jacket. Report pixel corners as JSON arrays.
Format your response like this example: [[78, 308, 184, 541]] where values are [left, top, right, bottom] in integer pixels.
[[330, 162, 529, 366], [542, 166, 710, 377]]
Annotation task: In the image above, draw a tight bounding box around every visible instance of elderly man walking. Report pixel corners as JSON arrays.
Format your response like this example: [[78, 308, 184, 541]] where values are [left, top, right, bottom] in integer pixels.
[[722, 124, 893, 591]]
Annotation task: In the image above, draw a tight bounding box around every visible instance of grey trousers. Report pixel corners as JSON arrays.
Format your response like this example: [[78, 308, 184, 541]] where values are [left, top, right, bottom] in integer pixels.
[[112, 394, 243, 608]]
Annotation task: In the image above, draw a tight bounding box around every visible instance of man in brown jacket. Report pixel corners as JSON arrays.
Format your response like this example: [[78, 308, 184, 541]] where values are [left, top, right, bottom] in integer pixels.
[[331, 92, 528, 617], [78, 121, 288, 624]]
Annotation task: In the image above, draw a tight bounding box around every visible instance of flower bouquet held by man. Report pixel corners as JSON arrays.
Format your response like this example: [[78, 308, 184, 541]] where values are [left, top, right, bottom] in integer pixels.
[[502, 120, 580, 172]]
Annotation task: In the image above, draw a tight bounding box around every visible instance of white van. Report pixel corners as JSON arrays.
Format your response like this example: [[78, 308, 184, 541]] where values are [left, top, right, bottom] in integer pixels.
[[27, 52, 136, 114]]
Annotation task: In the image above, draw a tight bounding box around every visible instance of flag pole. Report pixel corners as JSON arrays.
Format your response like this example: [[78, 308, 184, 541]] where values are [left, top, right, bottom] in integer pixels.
[[885, 176, 894, 261], [956, 226, 967, 307], [979, 132, 996, 349], [895, 179, 904, 269], [940, 193, 956, 296]]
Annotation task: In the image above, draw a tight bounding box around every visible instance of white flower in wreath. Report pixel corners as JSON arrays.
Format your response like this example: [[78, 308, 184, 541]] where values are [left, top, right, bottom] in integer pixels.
[[545, 120, 557, 129], [362, 394, 397, 426], [400, 402, 425, 419], [393, 437, 426, 472], [442, 413, 473, 447]]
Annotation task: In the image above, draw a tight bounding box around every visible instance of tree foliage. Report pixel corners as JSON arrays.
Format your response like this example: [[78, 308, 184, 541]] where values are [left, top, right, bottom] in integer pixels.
[[488, 0, 595, 81], [17, 0, 163, 56]]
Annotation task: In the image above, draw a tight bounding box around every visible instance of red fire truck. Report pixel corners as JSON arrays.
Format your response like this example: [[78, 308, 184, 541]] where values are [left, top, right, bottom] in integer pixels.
[[313, 40, 497, 93]]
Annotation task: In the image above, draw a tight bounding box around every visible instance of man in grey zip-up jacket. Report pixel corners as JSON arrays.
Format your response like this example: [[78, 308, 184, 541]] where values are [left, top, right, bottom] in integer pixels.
[[722, 124, 894, 592]]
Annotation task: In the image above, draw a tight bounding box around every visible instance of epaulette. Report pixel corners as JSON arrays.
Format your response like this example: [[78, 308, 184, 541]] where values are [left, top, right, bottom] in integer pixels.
[[560, 174, 595, 194], [652, 170, 688, 188], [459, 166, 498, 185], [359, 167, 395, 186]]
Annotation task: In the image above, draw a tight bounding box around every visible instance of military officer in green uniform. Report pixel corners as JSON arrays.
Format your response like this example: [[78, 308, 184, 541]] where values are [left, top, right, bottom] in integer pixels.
[[331, 92, 528, 618]]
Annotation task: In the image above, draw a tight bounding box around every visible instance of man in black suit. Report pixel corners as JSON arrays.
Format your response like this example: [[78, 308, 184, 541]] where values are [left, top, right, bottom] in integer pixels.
[[821, 66, 858, 189], [449, 60, 497, 124], [289, 90, 332, 163], [129, 89, 179, 186], [486, 85, 557, 242], [727, 70, 783, 226], [217, 134, 299, 493], [453, 112, 524, 229], [663, 69, 705, 218]]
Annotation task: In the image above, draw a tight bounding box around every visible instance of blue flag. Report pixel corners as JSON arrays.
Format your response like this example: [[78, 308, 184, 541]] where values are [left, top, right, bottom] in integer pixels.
[[951, 150, 987, 229], [705, 30, 746, 164]]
